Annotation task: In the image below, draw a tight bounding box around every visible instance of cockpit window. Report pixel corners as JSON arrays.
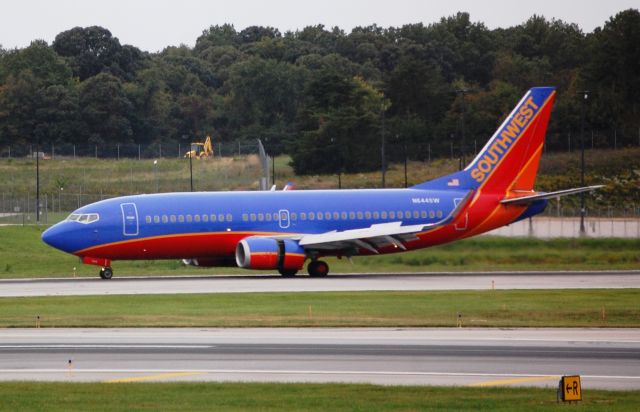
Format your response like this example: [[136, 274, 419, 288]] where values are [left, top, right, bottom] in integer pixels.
[[67, 213, 100, 224]]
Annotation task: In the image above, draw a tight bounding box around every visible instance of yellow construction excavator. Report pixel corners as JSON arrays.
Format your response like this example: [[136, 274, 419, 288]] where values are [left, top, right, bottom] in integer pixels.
[[185, 135, 214, 159]]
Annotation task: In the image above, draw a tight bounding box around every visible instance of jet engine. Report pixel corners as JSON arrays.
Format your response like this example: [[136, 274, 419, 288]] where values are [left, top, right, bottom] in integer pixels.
[[235, 237, 305, 271]]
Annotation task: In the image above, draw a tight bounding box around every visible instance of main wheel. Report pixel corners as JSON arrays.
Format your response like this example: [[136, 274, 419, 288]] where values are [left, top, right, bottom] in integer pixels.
[[99, 267, 113, 280], [308, 260, 329, 277], [278, 268, 298, 277]]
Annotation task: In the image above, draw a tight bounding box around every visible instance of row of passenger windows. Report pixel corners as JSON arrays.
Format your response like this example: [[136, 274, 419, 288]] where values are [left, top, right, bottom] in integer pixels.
[[241, 209, 443, 222], [145, 213, 233, 224], [145, 209, 445, 225]]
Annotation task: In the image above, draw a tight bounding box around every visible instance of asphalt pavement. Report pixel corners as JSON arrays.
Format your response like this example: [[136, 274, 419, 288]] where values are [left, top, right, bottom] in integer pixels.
[[1, 328, 638, 389]]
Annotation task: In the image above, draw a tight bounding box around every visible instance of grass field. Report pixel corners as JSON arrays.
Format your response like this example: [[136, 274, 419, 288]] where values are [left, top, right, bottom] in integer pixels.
[[0, 382, 638, 411], [0, 226, 639, 278], [1, 289, 638, 328], [1, 147, 638, 210]]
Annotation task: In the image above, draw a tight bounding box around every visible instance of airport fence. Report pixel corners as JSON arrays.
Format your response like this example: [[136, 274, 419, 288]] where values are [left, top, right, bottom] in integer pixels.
[[1, 127, 639, 161]]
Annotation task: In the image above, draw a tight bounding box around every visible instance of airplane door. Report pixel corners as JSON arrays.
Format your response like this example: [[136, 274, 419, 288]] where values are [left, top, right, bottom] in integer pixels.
[[278, 209, 290, 229], [453, 198, 468, 231], [121, 203, 139, 236]]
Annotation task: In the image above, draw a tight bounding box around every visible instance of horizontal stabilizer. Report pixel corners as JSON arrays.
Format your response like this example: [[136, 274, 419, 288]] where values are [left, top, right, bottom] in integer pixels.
[[500, 185, 604, 205]]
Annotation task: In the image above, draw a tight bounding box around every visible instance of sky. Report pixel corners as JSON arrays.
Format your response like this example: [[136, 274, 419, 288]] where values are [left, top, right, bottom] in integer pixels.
[[1, 0, 638, 52]]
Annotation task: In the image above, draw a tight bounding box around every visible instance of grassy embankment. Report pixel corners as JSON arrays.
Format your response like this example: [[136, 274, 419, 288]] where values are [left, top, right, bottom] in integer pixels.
[[0, 225, 639, 278], [0, 147, 638, 211], [1, 289, 638, 328], [1, 382, 639, 411]]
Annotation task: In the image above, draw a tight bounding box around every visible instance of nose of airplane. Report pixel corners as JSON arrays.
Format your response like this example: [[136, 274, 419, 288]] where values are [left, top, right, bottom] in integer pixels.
[[42, 223, 71, 253]]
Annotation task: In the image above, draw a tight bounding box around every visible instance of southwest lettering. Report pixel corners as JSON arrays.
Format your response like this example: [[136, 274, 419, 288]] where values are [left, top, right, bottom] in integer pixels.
[[471, 168, 484, 182], [469, 95, 541, 183]]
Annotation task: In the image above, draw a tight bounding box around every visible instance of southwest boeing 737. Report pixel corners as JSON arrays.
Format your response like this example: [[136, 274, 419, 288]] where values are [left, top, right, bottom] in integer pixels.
[[42, 87, 601, 279]]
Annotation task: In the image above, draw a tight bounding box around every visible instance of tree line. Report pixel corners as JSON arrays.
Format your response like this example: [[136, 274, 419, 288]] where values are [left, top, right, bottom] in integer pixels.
[[0, 10, 638, 174]]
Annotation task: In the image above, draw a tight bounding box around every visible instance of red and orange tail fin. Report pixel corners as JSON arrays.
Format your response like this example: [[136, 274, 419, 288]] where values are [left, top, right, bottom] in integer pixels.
[[413, 87, 556, 193]]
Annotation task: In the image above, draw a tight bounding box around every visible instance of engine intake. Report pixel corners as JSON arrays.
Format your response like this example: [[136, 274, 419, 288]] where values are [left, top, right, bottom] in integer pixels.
[[235, 237, 305, 271]]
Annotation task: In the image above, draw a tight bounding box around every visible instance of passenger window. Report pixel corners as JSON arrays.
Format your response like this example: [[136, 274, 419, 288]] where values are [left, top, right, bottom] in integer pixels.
[[194, 214, 201, 222], [226, 213, 232, 222], [341, 212, 347, 220], [429, 210, 435, 218], [389, 211, 395, 219], [273, 212, 279, 221], [242, 214, 247, 222], [202, 214, 208, 222], [162, 215, 168, 223], [381, 211, 387, 219], [373, 211, 379, 220], [186, 215, 192, 223], [258, 213, 264, 222], [145, 216, 152, 223], [291, 212, 297, 220], [250, 213, 256, 222], [421, 211, 427, 218], [317, 212, 323, 220], [332, 212, 339, 220], [349, 211, 355, 219], [300, 212, 307, 220], [325, 212, 331, 220], [179, 215, 185, 223], [365, 211, 371, 219], [154, 216, 160, 223], [170, 215, 176, 223], [309, 212, 315, 220], [357, 211, 363, 219], [266, 213, 272, 221], [437, 211, 443, 218], [413, 211, 419, 219]]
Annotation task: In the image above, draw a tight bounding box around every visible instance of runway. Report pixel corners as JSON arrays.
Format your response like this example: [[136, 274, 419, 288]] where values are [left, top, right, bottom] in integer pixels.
[[1, 328, 639, 389], [1, 270, 639, 297]]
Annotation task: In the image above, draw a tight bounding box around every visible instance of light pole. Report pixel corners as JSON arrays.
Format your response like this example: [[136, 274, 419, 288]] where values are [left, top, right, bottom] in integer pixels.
[[153, 160, 159, 192], [188, 151, 193, 192], [36, 147, 40, 223], [381, 105, 386, 188], [578, 90, 590, 236], [455, 89, 470, 170]]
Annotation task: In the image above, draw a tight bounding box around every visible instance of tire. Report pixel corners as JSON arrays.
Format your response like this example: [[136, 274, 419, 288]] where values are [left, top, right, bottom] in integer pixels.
[[308, 260, 329, 277], [100, 267, 113, 280]]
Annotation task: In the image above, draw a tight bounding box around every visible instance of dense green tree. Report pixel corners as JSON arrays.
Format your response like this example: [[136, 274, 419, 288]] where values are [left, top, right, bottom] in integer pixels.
[[1, 11, 640, 166], [52, 26, 146, 81], [79, 72, 134, 145]]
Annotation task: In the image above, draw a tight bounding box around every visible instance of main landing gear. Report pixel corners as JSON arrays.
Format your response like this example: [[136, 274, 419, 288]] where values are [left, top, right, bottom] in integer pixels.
[[99, 267, 113, 280], [277, 260, 330, 277], [307, 260, 329, 277]]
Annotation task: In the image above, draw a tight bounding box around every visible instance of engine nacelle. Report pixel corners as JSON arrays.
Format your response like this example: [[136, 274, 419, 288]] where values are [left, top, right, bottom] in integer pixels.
[[235, 237, 305, 271]]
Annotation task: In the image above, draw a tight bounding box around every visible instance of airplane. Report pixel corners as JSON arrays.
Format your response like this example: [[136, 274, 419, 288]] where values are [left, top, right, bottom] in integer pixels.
[[42, 87, 602, 279]]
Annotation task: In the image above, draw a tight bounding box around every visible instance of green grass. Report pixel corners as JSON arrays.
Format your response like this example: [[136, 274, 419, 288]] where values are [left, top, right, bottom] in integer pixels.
[[1, 289, 638, 328], [0, 226, 639, 278], [1, 147, 638, 208], [0, 382, 638, 411]]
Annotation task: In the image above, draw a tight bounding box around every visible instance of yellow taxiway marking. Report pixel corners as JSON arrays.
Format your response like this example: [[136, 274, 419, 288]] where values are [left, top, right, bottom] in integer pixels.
[[106, 371, 206, 383], [467, 375, 559, 387]]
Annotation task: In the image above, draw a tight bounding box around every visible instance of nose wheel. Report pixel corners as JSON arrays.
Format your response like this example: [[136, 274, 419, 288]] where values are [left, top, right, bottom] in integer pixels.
[[99, 267, 113, 280], [308, 260, 329, 277]]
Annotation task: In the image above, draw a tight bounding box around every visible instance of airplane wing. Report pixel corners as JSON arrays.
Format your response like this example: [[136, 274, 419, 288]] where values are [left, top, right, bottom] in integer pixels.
[[289, 190, 474, 254], [500, 185, 604, 205]]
